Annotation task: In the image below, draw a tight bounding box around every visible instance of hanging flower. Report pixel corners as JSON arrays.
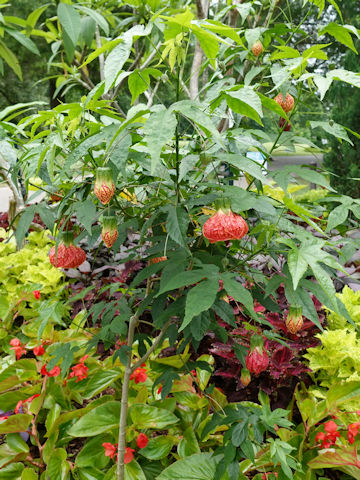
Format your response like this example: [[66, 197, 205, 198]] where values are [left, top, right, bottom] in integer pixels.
[[285, 305, 303, 334], [136, 433, 149, 449], [240, 368, 251, 387], [101, 216, 118, 248], [94, 167, 115, 205], [203, 200, 248, 243], [130, 368, 147, 384], [49, 232, 86, 269], [246, 346, 269, 375], [274, 93, 294, 113]]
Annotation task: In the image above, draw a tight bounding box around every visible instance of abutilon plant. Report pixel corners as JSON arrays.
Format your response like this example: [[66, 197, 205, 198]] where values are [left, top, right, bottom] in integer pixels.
[[49, 232, 86, 269], [202, 199, 248, 243], [94, 167, 115, 205], [101, 216, 118, 248]]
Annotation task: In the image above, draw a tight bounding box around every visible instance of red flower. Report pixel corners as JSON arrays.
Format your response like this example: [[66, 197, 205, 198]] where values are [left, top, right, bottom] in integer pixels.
[[101, 216, 118, 248], [203, 209, 248, 243], [33, 290, 41, 300], [94, 167, 115, 205], [103, 442, 117, 459], [41, 364, 61, 377], [10, 338, 26, 360], [33, 345, 45, 356], [245, 346, 269, 375], [14, 394, 40, 414], [79, 354, 89, 363], [130, 368, 147, 384], [69, 363, 88, 382], [348, 423, 360, 444], [136, 433, 149, 449], [315, 421, 340, 449], [49, 243, 86, 269], [262, 473, 278, 480], [124, 447, 135, 464]]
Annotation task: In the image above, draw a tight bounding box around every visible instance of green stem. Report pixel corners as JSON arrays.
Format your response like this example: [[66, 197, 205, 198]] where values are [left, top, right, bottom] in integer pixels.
[[175, 66, 181, 204]]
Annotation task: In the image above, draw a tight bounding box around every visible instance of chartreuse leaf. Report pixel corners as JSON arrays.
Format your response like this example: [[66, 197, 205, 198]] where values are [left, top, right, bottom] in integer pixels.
[[178, 427, 201, 457], [0, 39, 22, 79], [180, 278, 219, 332], [190, 25, 219, 68], [128, 68, 162, 104], [156, 452, 216, 480], [129, 404, 179, 429], [68, 401, 120, 437], [21, 468, 38, 480], [144, 107, 177, 174]]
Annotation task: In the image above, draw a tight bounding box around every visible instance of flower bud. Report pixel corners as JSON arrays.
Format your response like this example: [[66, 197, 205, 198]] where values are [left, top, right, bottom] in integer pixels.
[[285, 305, 303, 334], [101, 216, 118, 248], [245, 346, 269, 375], [94, 167, 115, 205], [251, 40, 263, 57], [240, 368, 251, 387]]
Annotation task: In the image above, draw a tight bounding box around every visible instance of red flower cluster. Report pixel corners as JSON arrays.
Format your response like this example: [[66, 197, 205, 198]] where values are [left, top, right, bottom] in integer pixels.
[[102, 443, 135, 464], [136, 433, 148, 449], [348, 422, 360, 444], [33, 290, 41, 300], [33, 344, 45, 356], [130, 367, 147, 384], [315, 420, 340, 448], [69, 355, 89, 382], [41, 364, 61, 377], [10, 338, 27, 360], [15, 394, 40, 414]]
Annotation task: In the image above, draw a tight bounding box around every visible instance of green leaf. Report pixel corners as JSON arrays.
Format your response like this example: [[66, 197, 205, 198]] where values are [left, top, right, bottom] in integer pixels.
[[225, 87, 263, 125], [0, 463, 23, 479], [6, 30, 40, 55], [46, 448, 70, 480], [310, 120, 353, 145], [139, 436, 174, 460], [75, 199, 97, 235], [144, 108, 177, 174], [218, 153, 271, 185], [158, 266, 219, 295], [328, 68, 360, 88], [75, 434, 112, 469], [319, 23, 357, 53], [128, 68, 161, 104], [288, 248, 309, 291], [0, 39, 22, 79], [258, 93, 290, 120], [178, 427, 200, 457], [82, 369, 122, 400], [0, 415, 33, 434], [326, 204, 349, 231], [181, 278, 219, 331], [74, 6, 109, 35], [68, 401, 120, 437], [21, 468, 38, 480], [156, 453, 216, 480], [221, 273, 257, 320], [57, 3, 81, 61], [191, 25, 219, 68], [125, 461, 147, 480], [7, 434, 29, 454], [165, 205, 189, 247], [129, 404, 179, 429]]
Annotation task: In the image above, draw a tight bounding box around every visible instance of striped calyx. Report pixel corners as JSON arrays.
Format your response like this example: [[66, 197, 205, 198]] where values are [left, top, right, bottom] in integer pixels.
[[94, 167, 115, 205]]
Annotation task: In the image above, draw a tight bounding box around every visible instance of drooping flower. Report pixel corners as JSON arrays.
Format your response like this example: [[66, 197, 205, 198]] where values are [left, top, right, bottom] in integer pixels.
[[285, 305, 303, 334], [10, 338, 27, 360], [124, 447, 135, 464], [94, 167, 115, 205], [274, 93, 295, 113], [33, 345, 45, 356], [130, 368, 147, 384], [103, 442, 117, 459], [203, 204, 248, 243], [49, 242, 86, 269], [245, 346, 269, 375], [33, 290, 41, 300], [101, 216, 118, 248], [41, 364, 61, 377], [136, 433, 149, 449], [149, 256, 168, 264]]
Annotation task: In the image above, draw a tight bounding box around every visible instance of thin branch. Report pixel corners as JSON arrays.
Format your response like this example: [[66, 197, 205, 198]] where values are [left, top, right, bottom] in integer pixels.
[[95, 25, 105, 83]]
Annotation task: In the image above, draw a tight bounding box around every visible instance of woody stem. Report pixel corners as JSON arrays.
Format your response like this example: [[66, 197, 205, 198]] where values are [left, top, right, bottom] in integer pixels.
[[116, 313, 138, 480]]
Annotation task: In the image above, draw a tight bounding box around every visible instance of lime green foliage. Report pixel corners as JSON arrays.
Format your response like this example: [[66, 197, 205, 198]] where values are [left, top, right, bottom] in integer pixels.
[[295, 188, 329, 203], [304, 329, 360, 386], [326, 286, 360, 330], [0, 229, 66, 328]]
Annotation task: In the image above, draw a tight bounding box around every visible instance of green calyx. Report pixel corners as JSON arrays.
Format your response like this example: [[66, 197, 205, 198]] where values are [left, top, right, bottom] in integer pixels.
[[95, 167, 113, 183], [288, 305, 303, 318], [250, 334, 264, 352], [60, 231, 75, 247], [101, 216, 117, 230], [214, 197, 232, 212]]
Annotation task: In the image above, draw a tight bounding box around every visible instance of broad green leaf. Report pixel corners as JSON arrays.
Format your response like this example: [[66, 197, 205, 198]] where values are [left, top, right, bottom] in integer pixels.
[[218, 153, 271, 185], [165, 205, 189, 247], [156, 452, 216, 480], [6, 30, 40, 55], [258, 93, 290, 120], [181, 278, 219, 331], [83, 369, 122, 399], [82, 38, 123, 67], [125, 461, 146, 480], [271, 46, 300, 60], [319, 23, 357, 53], [326, 382, 360, 410], [0, 463, 23, 479], [310, 121, 353, 145], [0, 415, 32, 434], [225, 87, 263, 125], [178, 427, 200, 457], [21, 468, 38, 480], [158, 266, 219, 296], [68, 401, 120, 437], [313, 74, 333, 100], [288, 248, 308, 291], [128, 68, 161, 104], [7, 434, 29, 454], [129, 404, 179, 429], [75, 434, 112, 469], [191, 25, 219, 67], [46, 448, 70, 480], [139, 436, 174, 460], [57, 3, 81, 60], [74, 6, 109, 35], [326, 204, 349, 231], [0, 39, 22, 79], [328, 68, 360, 88], [221, 273, 257, 320], [75, 199, 97, 235], [144, 107, 177, 174]]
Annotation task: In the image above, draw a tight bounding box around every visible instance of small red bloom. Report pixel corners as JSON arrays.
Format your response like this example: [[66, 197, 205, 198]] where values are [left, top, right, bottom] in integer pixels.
[[324, 420, 338, 434], [137, 433, 149, 449], [14, 400, 23, 414], [130, 368, 147, 384], [41, 364, 61, 377], [103, 442, 117, 459], [10, 338, 26, 360], [157, 385, 163, 395], [315, 421, 340, 449], [262, 473, 278, 480], [33, 290, 41, 300], [14, 394, 40, 414], [124, 447, 135, 464], [69, 363, 89, 382], [79, 354, 89, 363], [348, 423, 360, 444], [33, 345, 45, 356]]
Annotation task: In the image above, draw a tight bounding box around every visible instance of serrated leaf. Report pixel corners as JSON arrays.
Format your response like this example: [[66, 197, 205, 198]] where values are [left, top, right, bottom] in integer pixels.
[[225, 87, 263, 125], [165, 205, 189, 247], [310, 120, 353, 145], [221, 273, 257, 320], [326, 204, 349, 231], [181, 278, 219, 331], [288, 249, 308, 291]]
